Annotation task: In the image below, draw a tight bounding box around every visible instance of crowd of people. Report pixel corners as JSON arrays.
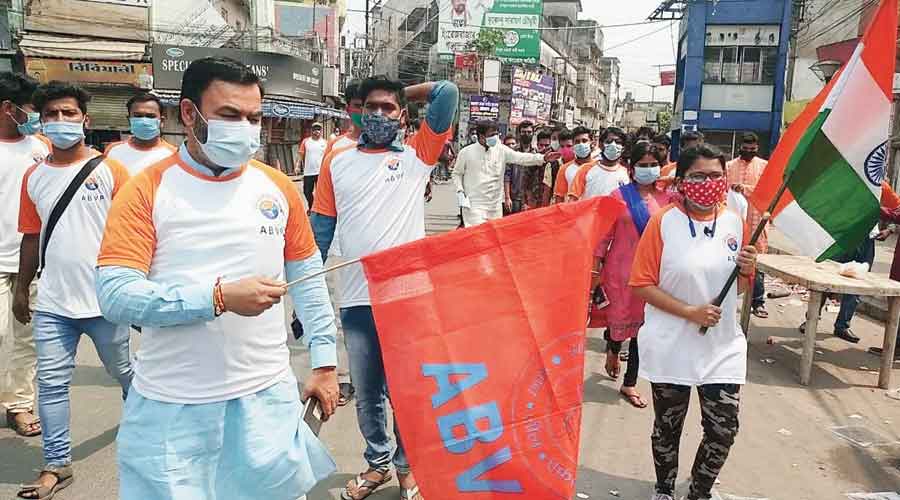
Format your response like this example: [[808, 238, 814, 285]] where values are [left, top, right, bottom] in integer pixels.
[[0, 53, 893, 500]]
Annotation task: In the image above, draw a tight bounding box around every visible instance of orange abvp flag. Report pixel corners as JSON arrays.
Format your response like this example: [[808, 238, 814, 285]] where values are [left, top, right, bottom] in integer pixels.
[[361, 197, 624, 499]]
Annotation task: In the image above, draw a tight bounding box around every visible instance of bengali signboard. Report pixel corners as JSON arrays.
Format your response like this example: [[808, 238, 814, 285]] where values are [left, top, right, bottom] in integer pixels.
[[510, 68, 554, 127], [152, 44, 323, 101], [25, 57, 153, 87], [469, 95, 500, 123], [437, 0, 542, 64]]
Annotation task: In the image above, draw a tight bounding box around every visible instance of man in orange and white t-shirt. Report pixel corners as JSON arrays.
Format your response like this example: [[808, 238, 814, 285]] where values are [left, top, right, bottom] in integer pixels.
[[311, 76, 458, 499], [568, 127, 630, 201], [13, 82, 133, 499], [0, 71, 49, 440], [96, 57, 338, 500], [104, 92, 175, 176]]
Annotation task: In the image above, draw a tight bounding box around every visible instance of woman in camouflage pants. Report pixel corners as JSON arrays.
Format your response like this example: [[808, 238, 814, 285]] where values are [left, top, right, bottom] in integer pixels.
[[629, 146, 758, 500]]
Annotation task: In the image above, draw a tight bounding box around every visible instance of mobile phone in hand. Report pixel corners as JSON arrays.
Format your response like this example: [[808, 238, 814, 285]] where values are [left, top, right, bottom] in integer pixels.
[[593, 285, 610, 309], [303, 397, 324, 436]]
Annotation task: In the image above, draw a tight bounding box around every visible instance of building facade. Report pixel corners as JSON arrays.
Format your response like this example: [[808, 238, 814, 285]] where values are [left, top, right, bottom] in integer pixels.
[[661, 0, 792, 158], [599, 57, 621, 128]]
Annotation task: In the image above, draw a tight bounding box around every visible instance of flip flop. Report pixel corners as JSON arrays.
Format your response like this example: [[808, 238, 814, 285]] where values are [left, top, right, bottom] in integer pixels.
[[752, 305, 769, 318], [620, 389, 648, 409], [341, 468, 392, 500]]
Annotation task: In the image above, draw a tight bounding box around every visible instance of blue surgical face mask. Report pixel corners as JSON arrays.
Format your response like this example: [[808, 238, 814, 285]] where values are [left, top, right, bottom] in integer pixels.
[[44, 120, 85, 150], [633, 165, 661, 185], [361, 112, 401, 147], [9, 107, 41, 136], [194, 105, 260, 169], [485, 135, 499, 148], [129, 117, 161, 141], [603, 142, 623, 162], [573, 142, 592, 159]]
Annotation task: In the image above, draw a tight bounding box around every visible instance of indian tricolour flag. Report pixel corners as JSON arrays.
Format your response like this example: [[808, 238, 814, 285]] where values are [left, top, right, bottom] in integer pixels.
[[750, 0, 897, 261]]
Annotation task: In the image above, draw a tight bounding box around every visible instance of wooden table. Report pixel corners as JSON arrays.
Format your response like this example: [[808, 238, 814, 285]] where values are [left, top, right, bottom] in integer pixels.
[[754, 254, 900, 388]]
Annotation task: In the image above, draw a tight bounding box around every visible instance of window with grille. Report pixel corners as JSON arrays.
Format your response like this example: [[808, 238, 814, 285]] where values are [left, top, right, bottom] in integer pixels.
[[704, 46, 777, 84]]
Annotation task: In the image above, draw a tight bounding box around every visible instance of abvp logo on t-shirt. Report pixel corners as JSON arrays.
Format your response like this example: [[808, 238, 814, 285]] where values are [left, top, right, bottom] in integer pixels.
[[257, 195, 286, 237]]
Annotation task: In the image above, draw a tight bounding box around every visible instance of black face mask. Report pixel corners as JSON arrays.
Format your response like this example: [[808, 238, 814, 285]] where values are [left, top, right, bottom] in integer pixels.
[[519, 134, 533, 147], [740, 150, 757, 160]]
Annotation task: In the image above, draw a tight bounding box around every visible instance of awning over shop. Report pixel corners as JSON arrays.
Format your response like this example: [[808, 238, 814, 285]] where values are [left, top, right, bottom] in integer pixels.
[[153, 90, 347, 120], [19, 33, 146, 61]]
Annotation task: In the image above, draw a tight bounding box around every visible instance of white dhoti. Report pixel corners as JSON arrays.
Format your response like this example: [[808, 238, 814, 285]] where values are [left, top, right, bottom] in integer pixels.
[[461, 206, 502, 227]]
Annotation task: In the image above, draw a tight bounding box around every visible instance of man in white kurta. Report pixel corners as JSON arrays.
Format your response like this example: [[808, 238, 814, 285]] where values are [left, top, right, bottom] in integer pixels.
[[453, 121, 558, 227]]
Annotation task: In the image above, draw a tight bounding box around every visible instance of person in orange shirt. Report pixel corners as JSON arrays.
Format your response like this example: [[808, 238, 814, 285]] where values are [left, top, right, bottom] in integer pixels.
[[567, 126, 629, 202], [725, 132, 770, 319], [14, 82, 133, 500], [552, 127, 596, 203]]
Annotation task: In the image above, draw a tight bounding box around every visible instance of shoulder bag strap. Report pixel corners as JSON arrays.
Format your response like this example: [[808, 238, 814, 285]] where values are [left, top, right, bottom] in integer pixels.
[[39, 155, 105, 274]]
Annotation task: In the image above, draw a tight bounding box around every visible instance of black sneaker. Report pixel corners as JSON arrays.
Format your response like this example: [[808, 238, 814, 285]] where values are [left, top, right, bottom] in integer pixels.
[[834, 328, 860, 344]]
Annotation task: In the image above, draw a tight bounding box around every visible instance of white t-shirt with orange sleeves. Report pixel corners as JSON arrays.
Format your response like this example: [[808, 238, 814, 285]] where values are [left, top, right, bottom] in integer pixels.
[[552, 160, 587, 199], [629, 204, 750, 386], [300, 136, 328, 176], [324, 133, 356, 158], [0, 135, 50, 272], [19, 153, 130, 318], [104, 139, 176, 176], [97, 155, 318, 404], [313, 123, 450, 308], [319, 134, 357, 259], [569, 162, 631, 200]]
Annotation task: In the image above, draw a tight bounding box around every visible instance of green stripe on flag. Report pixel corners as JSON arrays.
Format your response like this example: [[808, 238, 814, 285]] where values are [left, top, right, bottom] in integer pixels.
[[786, 115, 879, 261]]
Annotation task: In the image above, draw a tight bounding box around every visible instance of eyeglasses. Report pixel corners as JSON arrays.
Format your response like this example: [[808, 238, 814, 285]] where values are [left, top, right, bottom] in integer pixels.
[[684, 172, 725, 183]]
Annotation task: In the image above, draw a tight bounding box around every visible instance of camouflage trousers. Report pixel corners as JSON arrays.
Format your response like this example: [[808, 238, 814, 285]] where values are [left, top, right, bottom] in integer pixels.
[[651, 383, 741, 500]]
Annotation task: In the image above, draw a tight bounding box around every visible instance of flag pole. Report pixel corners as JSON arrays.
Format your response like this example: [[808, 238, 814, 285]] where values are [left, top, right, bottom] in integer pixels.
[[285, 258, 362, 288], [699, 176, 793, 334]]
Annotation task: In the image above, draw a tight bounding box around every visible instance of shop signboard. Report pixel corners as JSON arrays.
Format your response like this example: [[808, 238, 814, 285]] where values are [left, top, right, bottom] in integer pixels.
[[437, 0, 542, 64], [25, 57, 153, 87], [510, 67, 553, 126], [152, 44, 323, 101]]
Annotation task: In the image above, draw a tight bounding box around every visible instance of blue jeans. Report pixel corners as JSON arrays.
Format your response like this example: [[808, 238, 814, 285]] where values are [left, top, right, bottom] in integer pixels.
[[340, 306, 409, 474], [33, 311, 133, 466], [831, 237, 877, 331], [752, 270, 766, 308]]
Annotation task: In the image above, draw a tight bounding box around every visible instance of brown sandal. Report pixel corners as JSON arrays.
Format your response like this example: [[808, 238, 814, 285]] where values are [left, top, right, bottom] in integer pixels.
[[341, 467, 393, 500], [7, 410, 41, 437], [17, 465, 73, 499]]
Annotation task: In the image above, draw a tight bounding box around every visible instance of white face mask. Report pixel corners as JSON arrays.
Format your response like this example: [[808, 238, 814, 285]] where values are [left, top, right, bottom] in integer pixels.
[[603, 142, 623, 162], [194, 105, 261, 169]]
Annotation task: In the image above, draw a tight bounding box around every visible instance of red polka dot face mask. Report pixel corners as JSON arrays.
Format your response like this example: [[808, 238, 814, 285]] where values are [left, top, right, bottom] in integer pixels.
[[680, 176, 727, 209]]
